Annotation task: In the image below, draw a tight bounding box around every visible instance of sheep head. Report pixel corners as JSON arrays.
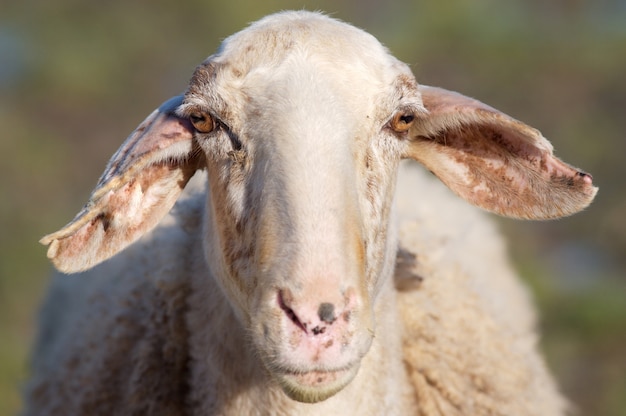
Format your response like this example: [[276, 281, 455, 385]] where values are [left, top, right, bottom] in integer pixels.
[[40, 11, 597, 404]]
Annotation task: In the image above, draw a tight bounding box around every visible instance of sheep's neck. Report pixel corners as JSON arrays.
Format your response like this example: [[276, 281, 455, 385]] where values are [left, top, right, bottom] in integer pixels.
[[186, 266, 416, 415]]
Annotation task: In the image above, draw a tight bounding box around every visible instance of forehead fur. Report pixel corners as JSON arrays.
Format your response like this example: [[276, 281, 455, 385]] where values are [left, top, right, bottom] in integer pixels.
[[181, 11, 422, 122], [217, 11, 392, 74]]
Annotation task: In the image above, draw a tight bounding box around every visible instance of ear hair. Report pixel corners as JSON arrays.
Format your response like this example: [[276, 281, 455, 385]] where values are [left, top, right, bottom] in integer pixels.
[[41, 96, 203, 273], [404, 85, 597, 219]]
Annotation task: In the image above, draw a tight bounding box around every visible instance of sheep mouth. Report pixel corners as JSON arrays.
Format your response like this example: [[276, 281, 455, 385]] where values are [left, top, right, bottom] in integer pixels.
[[274, 365, 360, 403]]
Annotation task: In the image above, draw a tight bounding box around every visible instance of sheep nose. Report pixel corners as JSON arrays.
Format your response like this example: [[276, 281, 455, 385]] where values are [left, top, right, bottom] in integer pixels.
[[278, 290, 342, 335]]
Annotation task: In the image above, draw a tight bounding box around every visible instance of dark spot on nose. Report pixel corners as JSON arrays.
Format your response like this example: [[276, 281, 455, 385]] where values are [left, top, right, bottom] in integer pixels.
[[312, 326, 326, 335], [318, 302, 336, 324]]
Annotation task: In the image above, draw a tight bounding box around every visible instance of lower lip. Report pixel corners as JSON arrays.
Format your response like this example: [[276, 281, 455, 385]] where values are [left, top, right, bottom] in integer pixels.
[[276, 365, 360, 403]]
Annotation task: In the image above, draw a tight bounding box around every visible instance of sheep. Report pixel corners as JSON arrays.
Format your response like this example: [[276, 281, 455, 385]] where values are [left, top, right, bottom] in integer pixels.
[[26, 10, 597, 416]]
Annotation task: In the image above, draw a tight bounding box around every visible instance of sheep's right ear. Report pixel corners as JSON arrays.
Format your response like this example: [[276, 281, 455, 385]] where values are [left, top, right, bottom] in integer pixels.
[[40, 96, 203, 273]]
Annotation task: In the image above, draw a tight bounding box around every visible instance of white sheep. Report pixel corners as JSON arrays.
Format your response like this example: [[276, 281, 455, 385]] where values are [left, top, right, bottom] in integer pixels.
[[26, 11, 597, 415]]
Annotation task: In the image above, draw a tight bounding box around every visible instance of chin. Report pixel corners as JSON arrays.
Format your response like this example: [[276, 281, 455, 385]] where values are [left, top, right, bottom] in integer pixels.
[[275, 364, 361, 403]]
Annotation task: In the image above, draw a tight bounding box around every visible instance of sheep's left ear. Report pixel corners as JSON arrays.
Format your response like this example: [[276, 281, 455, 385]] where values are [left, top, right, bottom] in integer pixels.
[[403, 85, 597, 219], [40, 96, 203, 273]]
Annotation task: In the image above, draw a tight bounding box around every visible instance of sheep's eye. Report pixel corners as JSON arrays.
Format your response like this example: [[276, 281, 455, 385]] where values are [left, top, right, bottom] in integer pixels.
[[189, 112, 215, 133], [390, 112, 415, 133]]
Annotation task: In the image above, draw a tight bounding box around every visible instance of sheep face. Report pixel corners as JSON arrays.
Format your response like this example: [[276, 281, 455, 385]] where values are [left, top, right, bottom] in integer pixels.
[[40, 10, 597, 406], [173, 14, 422, 401], [176, 14, 421, 402]]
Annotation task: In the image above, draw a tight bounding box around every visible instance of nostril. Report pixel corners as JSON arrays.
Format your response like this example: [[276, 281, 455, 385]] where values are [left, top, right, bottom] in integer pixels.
[[278, 290, 307, 333], [318, 302, 336, 324]]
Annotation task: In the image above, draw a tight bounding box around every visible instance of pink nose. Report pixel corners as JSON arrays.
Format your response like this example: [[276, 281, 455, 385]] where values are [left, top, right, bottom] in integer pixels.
[[278, 289, 345, 336], [274, 287, 364, 367]]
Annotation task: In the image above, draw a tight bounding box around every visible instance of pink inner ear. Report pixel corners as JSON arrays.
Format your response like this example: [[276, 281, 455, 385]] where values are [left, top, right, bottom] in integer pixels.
[[425, 116, 592, 183], [97, 115, 196, 190], [40, 95, 203, 273], [409, 121, 597, 219], [408, 86, 597, 220], [43, 163, 198, 273]]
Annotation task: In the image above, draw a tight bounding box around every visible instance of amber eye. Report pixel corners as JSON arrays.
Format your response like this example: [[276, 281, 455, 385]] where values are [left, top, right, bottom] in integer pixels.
[[189, 112, 215, 133], [390, 112, 415, 133]]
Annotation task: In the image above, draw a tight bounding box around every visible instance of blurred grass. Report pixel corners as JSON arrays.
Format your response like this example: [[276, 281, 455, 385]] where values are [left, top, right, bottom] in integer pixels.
[[2, 0, 625, 414]]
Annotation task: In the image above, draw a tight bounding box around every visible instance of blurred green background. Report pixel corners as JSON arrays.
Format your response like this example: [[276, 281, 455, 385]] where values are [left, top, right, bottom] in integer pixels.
[[1, 0, 625, 414]]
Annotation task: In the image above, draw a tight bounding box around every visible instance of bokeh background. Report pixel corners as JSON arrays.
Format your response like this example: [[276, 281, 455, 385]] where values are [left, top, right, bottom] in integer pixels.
[[1, 0, 625, 414]]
